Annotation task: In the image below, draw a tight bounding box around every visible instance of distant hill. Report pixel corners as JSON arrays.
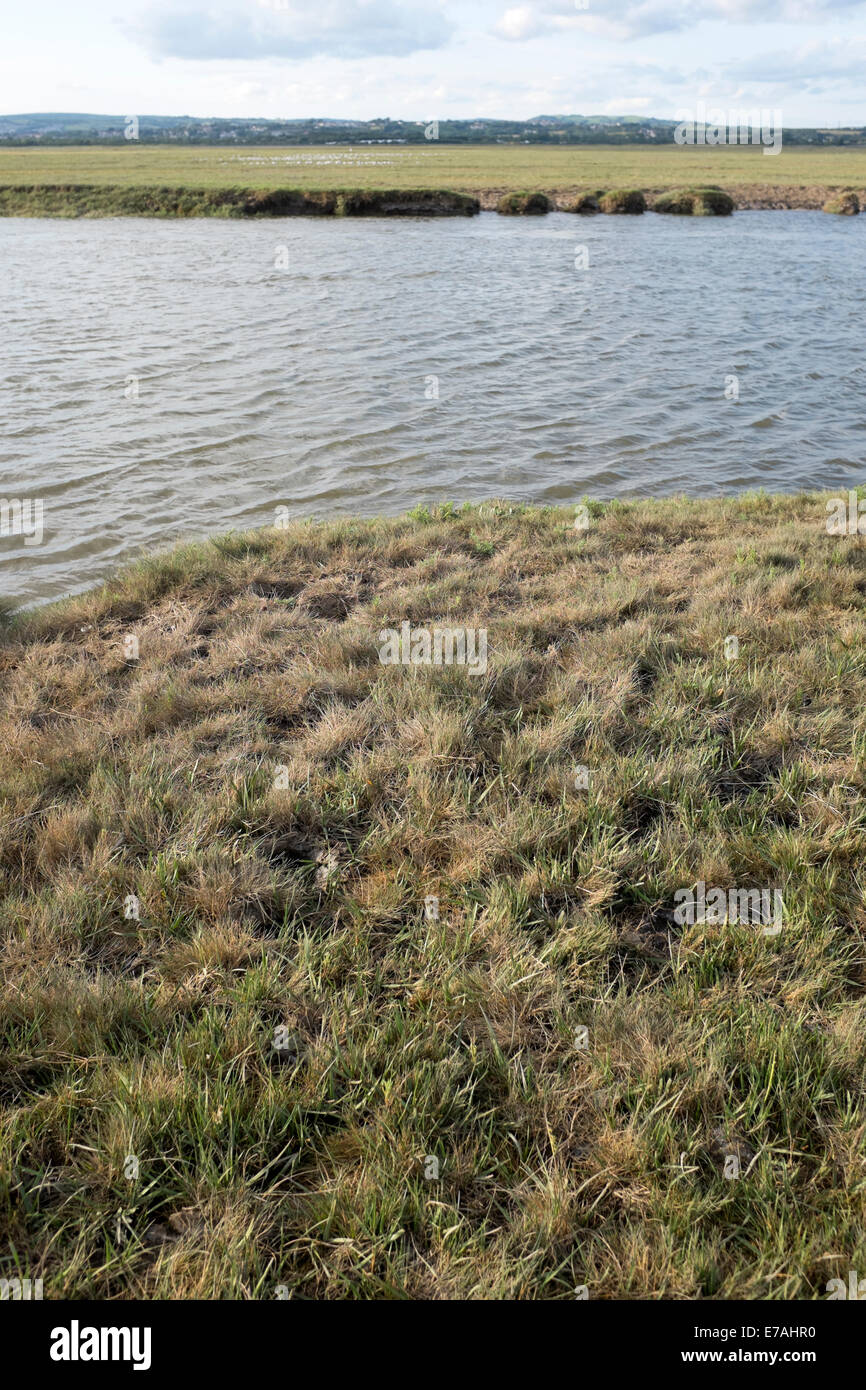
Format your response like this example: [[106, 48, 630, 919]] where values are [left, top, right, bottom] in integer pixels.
[[0, 112, 863, 146]]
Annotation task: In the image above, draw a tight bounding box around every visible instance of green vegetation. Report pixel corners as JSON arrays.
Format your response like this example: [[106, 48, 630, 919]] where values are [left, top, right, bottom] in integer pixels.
[[599, 188, 646, 214], [2, 144, 866, 211], [495, 191, 552, 214], [0, 184, 480, 218], [653, 187, 735, 215], [566, 191, 603, 213], [822, 191, 860, 215], [2, 493, 866, 1299], [332, 189, 478, 216]]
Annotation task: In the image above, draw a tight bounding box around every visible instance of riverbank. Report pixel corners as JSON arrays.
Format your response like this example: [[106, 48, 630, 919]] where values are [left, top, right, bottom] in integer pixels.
[[2, 492, 864, 1298], [0, 185, 482, 217], [2, 180, 865, 216]]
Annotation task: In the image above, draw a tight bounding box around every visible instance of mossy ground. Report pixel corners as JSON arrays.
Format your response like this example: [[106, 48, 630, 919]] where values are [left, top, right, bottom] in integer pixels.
[[2, 493, 866, 1299]]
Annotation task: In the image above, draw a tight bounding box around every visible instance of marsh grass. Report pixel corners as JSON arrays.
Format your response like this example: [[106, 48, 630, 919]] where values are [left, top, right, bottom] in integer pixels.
[[599, 189, 647, 214], [653, 188, 736, 216], [1, 493, 865, 1299], [495, 191, 553, 214], [0, 185, 480, 219], [3, 143, 866, 200], [822, 191, 860, 215]]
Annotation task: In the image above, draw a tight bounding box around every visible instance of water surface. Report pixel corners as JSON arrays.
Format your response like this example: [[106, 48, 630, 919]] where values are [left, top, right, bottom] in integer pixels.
[[1, 211, 863, 606]]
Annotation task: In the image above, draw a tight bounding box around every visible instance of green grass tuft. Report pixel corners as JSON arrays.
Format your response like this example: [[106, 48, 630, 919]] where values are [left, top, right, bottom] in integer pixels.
[[822, 190, 860, 215], [653, 187, 736, 215], [599, 188, 647, 214], [495, 191, 553, 215]]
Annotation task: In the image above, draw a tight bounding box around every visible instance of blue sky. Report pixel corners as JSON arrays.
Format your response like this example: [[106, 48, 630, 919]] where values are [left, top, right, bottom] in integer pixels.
[[3, 0, 865, 125]]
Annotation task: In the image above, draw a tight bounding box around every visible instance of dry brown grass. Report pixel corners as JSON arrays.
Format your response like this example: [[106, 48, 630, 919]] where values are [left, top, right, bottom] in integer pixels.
[[1, 492, 865, 1299]]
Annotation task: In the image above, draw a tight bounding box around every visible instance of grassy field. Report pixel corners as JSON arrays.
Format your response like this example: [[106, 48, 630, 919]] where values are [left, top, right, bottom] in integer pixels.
[[2, 493, 865, 1299], [2, 143, 866, 206]]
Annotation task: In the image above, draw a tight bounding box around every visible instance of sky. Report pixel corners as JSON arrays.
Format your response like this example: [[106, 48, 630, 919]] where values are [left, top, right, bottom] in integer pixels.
[[2, 0, 866, 127]]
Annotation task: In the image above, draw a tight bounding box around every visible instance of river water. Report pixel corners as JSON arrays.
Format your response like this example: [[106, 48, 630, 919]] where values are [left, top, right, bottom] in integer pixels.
[[1, 210, 863, 606]]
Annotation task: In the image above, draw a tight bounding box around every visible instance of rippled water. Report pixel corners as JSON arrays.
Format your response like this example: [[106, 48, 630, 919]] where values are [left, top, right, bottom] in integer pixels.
[[1, 211, 864, 606]]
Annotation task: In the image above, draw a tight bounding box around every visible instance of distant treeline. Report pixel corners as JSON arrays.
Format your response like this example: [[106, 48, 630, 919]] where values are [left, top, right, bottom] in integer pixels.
[[2, 114, 865, 146]]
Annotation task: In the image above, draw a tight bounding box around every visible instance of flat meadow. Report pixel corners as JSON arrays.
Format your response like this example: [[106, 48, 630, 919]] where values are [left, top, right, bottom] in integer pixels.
[[2, 142, 866, 205]]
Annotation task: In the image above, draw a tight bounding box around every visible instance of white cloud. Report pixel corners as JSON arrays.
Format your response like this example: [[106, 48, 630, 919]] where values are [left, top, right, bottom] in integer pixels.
[[494, 0, 866, 42], [232, 81, 269, 101], [126, 1, 453, 61], [494, 6, 544, 39], [6, 0, 866, 126], [726, 35, 866, 86], [606, 95, 654, 110]]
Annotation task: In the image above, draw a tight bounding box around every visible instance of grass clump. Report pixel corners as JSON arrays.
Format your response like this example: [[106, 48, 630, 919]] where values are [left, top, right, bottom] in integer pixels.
[[2, 492, 866, 1300], [599, 188, 646, 214], [496, 191, 553, 215], [332, 189, 479, 217], [566, 191, 604, 214], [653, 187, 735, 216], [822, 190, 860, 215]]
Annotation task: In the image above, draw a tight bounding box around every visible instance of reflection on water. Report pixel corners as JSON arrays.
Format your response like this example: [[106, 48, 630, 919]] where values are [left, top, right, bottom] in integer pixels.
[[0, 211, 863, 606]]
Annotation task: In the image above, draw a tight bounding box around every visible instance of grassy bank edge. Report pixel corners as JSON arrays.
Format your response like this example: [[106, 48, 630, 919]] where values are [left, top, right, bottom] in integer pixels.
[[3, 487, 856, 636], [3, 486, 866, 1299], [0, 185, 482, 218], [3, 182, 866, 216]]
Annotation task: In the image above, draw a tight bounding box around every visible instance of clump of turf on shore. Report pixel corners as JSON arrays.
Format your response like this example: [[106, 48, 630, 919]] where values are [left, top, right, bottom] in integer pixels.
[[653, 187, 735, 216], [599, 188, 646, 214], [822, 190, 860, 215], [496, 191, 553, 215], [566, 191, 604, 214], [333, 189, 479, 217]]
